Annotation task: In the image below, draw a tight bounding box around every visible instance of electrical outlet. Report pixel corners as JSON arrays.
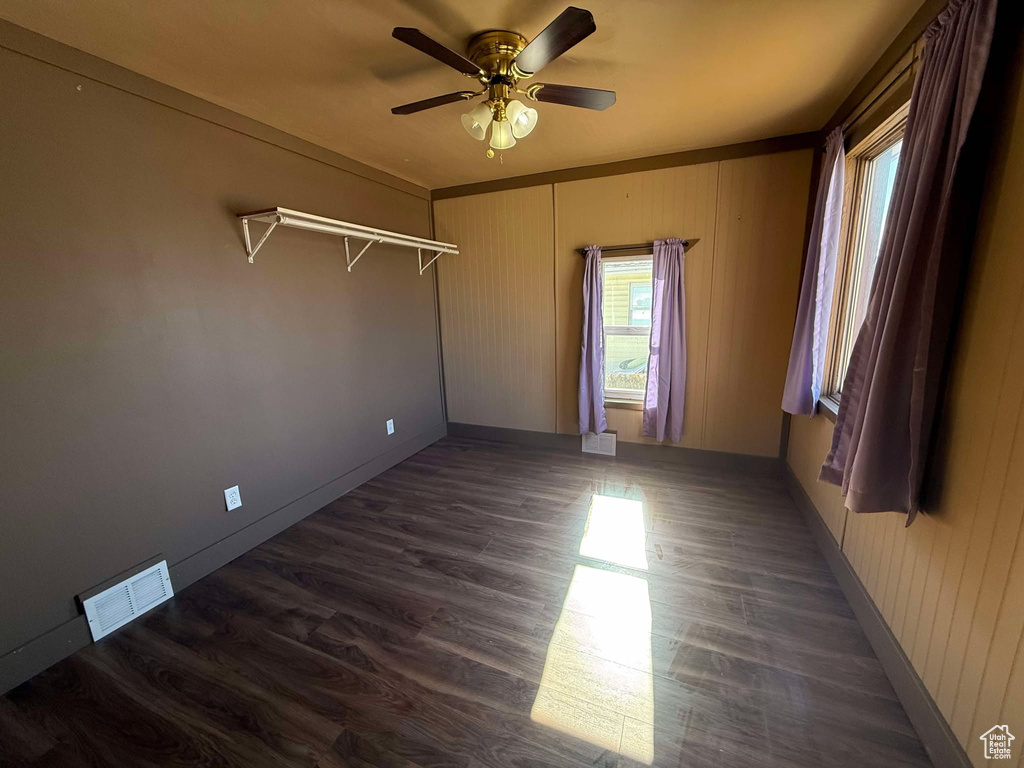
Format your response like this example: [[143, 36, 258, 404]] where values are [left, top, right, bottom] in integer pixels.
[[386, 419, 395, 435], [224, 485, 242, 511]]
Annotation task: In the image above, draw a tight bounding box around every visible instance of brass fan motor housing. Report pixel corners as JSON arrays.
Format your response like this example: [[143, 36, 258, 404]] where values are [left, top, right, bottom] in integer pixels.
[[466, 31, 527, 78], [466, 31, 531, 119]]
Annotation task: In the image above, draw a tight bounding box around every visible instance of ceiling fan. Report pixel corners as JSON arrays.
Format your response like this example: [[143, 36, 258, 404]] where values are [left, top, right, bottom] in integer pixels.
[[390, 7, 615, 157]]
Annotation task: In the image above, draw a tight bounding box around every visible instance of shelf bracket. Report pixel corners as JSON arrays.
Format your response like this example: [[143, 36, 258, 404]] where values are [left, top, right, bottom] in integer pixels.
[[418, 248, 443, 275], [243, 215, 282, 263], [344, 237, 378, 272]]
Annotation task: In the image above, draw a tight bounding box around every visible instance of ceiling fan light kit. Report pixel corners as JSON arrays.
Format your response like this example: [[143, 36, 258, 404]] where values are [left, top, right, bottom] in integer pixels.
[[505, 99, 539, 139], [460, 101, 492, 141], [489, 118, 516, 151], [390, 7, 615, 159]]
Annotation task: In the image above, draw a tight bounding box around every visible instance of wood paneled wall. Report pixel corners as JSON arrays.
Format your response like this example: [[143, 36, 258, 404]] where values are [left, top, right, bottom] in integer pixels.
[[702, 153, 810, 455], [434, 150, 812, 457], [553, 164, 719, 448], [788, 416, 848, 543], [433, 186, 555, 432], [786, 45, 1024, 767]]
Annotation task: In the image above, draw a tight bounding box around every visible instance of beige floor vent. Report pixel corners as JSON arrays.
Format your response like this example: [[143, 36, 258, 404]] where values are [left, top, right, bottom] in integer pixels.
[[582, 431, 616, 456], [81, 560, 174, 641]]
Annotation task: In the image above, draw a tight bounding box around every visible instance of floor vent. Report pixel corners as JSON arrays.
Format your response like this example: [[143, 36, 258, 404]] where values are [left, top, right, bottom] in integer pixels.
[[81, 560, 173, 641], [582, 431, 616, 456]]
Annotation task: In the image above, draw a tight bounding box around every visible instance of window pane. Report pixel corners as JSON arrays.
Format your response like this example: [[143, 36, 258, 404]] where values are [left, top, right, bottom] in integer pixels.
[[602, 259, 652, 398], [605, 334, 649, 396], [852, 140, 901, 332], [629, 282, 652, 326], [838, 138, 902, 388], [602, 259, 652, 327]]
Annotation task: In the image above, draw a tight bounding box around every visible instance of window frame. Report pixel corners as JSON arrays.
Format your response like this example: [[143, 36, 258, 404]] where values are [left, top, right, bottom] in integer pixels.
[[822, 102, 910, 406], [601, 254, 654, 404]]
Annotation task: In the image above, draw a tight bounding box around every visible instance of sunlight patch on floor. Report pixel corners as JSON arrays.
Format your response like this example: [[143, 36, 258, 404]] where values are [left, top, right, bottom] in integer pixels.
[[578, 494, 649, 570], [530, 558, 655, 764]]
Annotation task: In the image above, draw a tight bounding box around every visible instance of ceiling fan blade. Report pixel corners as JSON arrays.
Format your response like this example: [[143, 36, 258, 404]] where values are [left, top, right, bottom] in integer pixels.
[[392, 28, 484, 77], [391, 91, 478, 115], [531, 84, 615, 110], [513, 7, 596, 76]]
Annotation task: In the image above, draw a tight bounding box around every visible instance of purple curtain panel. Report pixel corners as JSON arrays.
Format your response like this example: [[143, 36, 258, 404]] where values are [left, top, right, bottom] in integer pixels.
[[821, 0, 999, 521], [578, 246, 607, 435], [782, 127, 846, 415], [643, 238, 687, 443]]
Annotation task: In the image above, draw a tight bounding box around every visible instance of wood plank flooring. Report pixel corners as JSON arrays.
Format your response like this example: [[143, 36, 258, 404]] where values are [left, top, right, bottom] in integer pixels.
[[0, 437, 932, 767]]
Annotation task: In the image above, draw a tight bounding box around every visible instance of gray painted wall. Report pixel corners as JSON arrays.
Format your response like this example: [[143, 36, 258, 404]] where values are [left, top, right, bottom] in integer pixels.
[[0, 26, 445, 682]]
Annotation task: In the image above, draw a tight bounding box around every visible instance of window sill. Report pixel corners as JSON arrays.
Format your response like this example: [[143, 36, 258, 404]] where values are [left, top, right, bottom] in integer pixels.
[[605, 399, 642, 411], [818, 395, 840, 424]]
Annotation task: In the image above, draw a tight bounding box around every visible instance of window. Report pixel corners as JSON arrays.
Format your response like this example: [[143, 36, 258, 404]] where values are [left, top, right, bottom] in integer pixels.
[[825, 104, 908, 398], [602, 257, 653, 401]]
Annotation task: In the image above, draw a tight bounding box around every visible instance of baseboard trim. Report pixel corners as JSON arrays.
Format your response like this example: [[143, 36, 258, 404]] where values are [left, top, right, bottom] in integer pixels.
[[169, 423, 447, 590], [782, 465, 971, 768], [0, 618, 92, 698], [447, 422, 580, 451], [0, 422, 446, 696], [447, 422, 783, 475]]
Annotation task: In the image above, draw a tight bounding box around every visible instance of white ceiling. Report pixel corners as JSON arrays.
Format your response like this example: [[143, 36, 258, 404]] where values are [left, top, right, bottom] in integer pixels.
[[0, 0, 925, 189]]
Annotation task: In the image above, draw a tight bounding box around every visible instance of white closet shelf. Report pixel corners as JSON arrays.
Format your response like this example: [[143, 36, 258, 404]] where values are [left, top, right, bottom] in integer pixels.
[[237, 207, 458, 274]]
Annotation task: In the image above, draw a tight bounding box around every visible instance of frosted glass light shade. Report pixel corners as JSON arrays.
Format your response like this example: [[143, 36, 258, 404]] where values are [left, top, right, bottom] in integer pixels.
[[506, 99, 539, 138], [461, 102, 492, 141], [489, 119, 516, 150]]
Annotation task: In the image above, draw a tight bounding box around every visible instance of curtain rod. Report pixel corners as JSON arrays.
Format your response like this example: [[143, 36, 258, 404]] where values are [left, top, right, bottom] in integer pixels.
[[840, 60, 914, 136], [833, 40, 921, 141], [576, 239, 697, 257]]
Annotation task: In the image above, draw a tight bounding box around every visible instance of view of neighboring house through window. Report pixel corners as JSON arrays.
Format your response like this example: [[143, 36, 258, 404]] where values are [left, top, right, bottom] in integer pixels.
[[628, 281, 652, 325], [602, 257, 653, 401], [826, 104, 908, 399]]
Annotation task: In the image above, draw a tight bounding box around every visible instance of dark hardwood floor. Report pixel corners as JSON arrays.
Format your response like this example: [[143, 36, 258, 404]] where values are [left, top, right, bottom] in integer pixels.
[[0, 437, 932, 767]]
